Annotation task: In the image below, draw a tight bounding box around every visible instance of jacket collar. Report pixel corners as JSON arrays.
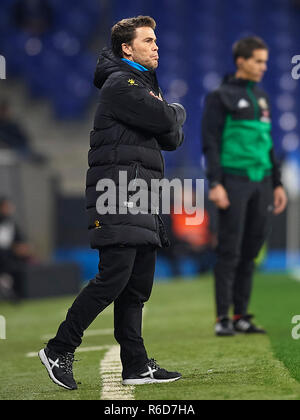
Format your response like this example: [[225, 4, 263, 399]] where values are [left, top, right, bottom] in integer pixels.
[[94, 48, 158, 90], [121, 58, 149, 72], [222, 74, 257, 87]]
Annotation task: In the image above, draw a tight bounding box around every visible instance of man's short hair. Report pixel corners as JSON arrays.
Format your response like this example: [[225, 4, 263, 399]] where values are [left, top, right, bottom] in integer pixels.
[[233, 36, 268, 64], [111, 16, 156, 58]]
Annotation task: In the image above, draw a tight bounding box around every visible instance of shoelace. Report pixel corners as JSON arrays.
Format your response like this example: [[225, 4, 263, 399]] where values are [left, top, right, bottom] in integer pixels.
[[238, 315, 254, 326], [148, 358, 160, 371], [59, 353, 75, 375]]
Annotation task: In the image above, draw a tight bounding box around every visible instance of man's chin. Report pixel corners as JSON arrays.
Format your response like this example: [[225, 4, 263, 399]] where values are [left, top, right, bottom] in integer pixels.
[[147, 60, 159, 70], [255, 74, 265, 82]]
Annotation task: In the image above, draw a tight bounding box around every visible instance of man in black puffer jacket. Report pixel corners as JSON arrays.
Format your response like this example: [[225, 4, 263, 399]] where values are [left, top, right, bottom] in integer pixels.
[[40, 16, 186, 390]]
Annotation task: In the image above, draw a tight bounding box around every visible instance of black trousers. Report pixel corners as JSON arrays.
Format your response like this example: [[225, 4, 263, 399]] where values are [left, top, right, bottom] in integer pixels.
[[0, 253, 25, 299], [214, 174, 273, 318], [48, 245, 156, 377]]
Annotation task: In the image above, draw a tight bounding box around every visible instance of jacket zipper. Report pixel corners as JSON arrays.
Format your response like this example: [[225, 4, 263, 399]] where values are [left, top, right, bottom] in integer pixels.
[[132, 163, 139, 189], [247, 81, 262, 180], [128, 163, 140, 199], [247, 82, 259, 120]]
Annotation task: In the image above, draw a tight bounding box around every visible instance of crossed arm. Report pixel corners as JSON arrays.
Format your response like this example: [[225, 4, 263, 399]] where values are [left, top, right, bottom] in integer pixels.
[[107, 76, 186, 150]]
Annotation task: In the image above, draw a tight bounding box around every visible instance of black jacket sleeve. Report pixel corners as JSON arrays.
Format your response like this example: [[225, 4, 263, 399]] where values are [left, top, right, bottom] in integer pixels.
[[13, 222, 26, 244], [156, 126, 184, 151], [106, 76, 184, 135], [266, 95, 283, 189], [156, 103, 186, 151], [270, 147, 283, 188], [202, 91, 227, 186]]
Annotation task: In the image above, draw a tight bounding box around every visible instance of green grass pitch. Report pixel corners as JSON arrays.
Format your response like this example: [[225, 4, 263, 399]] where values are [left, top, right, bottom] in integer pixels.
[[0, 273, 300, 400]]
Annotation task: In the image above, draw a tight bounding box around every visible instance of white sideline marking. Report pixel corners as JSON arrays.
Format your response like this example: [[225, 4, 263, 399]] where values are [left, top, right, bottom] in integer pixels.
[[100, 345, 134, 400], [26, 345, 111, 358], [41, 328, 114, 341]]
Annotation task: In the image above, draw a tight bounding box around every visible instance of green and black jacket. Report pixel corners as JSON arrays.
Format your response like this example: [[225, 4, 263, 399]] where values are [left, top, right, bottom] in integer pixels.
[[202, 75, 282, 188]]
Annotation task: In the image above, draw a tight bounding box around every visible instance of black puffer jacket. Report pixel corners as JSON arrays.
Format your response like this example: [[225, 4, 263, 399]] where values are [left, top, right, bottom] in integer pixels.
[[86, 48, 186, 249]]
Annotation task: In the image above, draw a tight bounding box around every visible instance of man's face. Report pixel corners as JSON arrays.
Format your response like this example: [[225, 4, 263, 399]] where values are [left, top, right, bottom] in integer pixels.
[[0, 201, 14, 218], [0, 104, 10, 120], [237, 49, 268, 82], [122, 27, 159, 70]]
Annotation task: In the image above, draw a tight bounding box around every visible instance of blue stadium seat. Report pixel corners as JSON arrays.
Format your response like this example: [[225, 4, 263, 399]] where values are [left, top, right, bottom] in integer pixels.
[[1, 0, 100, 119]]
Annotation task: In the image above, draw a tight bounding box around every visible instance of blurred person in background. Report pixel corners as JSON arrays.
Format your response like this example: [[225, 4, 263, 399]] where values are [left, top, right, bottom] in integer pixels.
[[0, 197, 32, 302], [0, 100, 46, 162], [39, 16, 186, 391], [160, 188, 216, 277], [13, 0, 53, 36], [202, 36, 288, 337], [291, 0, 300, 8]]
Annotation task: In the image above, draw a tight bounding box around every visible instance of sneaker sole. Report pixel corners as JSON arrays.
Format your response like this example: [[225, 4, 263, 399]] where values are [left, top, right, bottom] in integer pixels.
[[122, 376, 182, 386], [38, 349, 77, 391], [234, 330, 267, 334]]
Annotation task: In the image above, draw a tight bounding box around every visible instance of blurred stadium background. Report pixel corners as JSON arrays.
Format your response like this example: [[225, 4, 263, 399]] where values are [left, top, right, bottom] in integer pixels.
[[0, 0, 300, 299]]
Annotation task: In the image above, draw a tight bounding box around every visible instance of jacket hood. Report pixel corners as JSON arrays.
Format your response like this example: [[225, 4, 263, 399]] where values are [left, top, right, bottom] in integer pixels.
[[222, 74, 256, 87], [94, 48, 124, 89]]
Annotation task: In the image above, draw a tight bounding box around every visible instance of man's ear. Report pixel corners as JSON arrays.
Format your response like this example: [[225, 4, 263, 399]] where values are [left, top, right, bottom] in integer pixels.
[[121, 43, 132, 59]]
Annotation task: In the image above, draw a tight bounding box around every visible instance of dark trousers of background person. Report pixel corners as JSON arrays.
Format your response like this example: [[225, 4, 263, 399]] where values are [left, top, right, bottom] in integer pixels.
[[0, 254, 26, 300], [47, 245, 156, 377], [159, 244, 216, 277], [214, 174, 274, 318]]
